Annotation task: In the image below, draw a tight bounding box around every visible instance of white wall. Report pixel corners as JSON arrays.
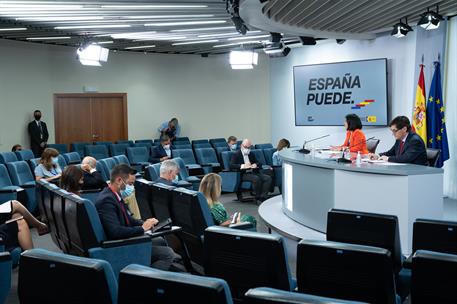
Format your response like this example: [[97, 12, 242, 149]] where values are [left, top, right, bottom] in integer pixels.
[[270, 33, 417, 152], [0, 39, 271, 150]]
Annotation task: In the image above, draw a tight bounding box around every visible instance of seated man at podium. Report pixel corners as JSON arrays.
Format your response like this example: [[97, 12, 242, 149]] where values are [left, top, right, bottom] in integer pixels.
[[332, 114, 368, 154], [369, 116, 427, 165]]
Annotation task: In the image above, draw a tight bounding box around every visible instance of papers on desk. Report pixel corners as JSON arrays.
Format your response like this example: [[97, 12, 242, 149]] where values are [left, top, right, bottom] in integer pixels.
[[364, 159, 406, 166]]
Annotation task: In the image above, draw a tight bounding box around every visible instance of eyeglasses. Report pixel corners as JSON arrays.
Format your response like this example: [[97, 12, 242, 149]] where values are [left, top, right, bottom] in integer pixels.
[[390, 128, 400, 134]]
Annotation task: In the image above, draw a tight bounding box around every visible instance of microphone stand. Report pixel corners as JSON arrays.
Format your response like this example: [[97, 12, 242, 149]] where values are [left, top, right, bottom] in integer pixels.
[[298, 134, 330, 154], [336, 136, 375, 163]]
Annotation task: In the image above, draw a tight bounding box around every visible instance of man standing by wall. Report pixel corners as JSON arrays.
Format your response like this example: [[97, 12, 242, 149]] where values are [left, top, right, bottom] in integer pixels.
[[28, 110, 49, 157]]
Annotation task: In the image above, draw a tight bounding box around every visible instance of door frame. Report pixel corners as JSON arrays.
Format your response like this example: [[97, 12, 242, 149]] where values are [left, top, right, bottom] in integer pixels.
[[53, 93, 128, 144]]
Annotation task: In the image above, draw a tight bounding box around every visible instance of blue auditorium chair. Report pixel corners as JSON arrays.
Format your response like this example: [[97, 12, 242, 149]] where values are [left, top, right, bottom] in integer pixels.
[[170, 188, 252, 267], [0, 164, 22, 202], [18, 248, 118, 304], [175, 136, 190, 144], [171, 149, 202, 174], [255, 143, 273, 149], [94, 141, 112, 149], [57, 154, 67, 170], [6, 161, 37, 212], [174, 157, 200, 190], [194, 148, 221, 173], [133, 178, 156, 220], [135, 139, 153, 145], [28, 158, 40, 173], [126, 147, 150, 171], [116, 140, 134, 146], [63, 152, 82, 165], [193, 142, 212, 149], [47, 143, 68, 154], [0, 152, 18, 164], [211, 141, 229, 149], [62, 193, 152, 275], [153, 138, 161, 143], [244, 287, 366, 304], [41, 182, 66, 251], [70, 142, 91, 158], [411, 218, 457, 256], [172, 143, 192, 150], [220, 151, 253, 200], [113, 155, 130, 165], [411, 250, 457, 304], [99, 158, 117, 182], [192, 139, 209, 145], [262, 148, 277, 166], [209, 137, 226, 145], [204, 226, 293, 301], [297, 240, 399, 304], [109, 143, 129, 156], [118, 264, 233, 304], [14, 149, 35, 162], [215, 146, 229, 161], [85, 145, 109, 160], [133, 142, 153, 150], [0, 245, 12, 304], [144, 163, 161, 181]]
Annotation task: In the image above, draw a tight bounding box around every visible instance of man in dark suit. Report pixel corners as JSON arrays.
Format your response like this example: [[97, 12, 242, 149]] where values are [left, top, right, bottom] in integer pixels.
[[81, 156, 107, 190], [27, 110, 49, 157], [150, 135, 171, 163], [95, 164, 177, 270], [230, 139, 272, 202], [154, 159, 179, 186], [369, 116, 427, 165]]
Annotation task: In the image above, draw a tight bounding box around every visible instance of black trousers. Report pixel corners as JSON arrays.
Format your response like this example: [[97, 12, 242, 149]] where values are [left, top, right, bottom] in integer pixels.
[[241, 172, 272, 199]]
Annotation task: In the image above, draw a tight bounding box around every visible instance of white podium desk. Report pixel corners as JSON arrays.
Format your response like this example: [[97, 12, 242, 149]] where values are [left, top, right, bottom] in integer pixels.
[[279, 148, 444, 254]]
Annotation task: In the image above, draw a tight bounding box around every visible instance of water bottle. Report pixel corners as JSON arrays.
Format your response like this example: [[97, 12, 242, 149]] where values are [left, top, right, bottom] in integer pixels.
[[356, 151, 361, 165], [343, 148, 350, 160]]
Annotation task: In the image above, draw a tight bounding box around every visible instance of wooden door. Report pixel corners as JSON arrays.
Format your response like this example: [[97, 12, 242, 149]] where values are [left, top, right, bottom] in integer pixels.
[[54, 93, 128, 144]]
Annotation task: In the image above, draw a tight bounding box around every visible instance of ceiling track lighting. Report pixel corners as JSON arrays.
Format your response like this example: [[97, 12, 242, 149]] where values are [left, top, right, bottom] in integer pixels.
[[391, 17, 413, 38], [417, 5, 443, 30]]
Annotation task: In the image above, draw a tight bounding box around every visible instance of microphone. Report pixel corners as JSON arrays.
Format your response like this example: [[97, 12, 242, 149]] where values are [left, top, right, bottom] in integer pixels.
[[298, 134, 330, 154], [336, 136, 375, 163]]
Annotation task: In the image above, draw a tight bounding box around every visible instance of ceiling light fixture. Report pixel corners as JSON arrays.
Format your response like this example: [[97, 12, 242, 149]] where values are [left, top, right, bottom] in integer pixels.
[[417, 6, 443, 30], [229, 50, 258, 70], [126, 14, 214, 19], [55, 24, 131, 29], [0, 27, 27, 31], [145, 20, 226, 27], [101, 5, 208, 9], [227, 34, 270, 41], [171, 26, 235, 32], [16, 16, 104, 21], [125, 45, 156, 50], [77, 43, 109, 66], [26, 36, 71, 40], [172, 39, 219, 46], [391, 17, 413, 38]]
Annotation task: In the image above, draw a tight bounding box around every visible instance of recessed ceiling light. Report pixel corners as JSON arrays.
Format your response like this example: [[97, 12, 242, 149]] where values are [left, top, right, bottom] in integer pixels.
[[227, 35, 271, 41], [213, 40, 268, 48], [125, 45, 156, 49], [26, 36, 72, 40], [101, 5, 208, 9], [171, 26, 235, 32], [96, 41, 114, 44], [55, 24, 131, 29], [126, 14, 214, 19], [0, 27, 27, 31], [172, 39, 219, 46], [145, 20, 226, 27], [16, 16, 104, 21]]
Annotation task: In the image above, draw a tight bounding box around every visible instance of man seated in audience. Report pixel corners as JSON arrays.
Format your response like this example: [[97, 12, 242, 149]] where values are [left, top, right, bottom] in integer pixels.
[[95, 164, 177, 270], [81, 156, 107, 190], [150, 135, 171, 163], [154, 159, 180, 186], [369, 115, 427, 165], [227, 136, 238, 151], [230, 139, 272, 202], [158, 117, 180, 141], [11, 144, 22, 152]]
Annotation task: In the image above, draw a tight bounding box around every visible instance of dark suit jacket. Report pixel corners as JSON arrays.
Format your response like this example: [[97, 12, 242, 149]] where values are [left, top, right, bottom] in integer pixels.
[[154, 177, 174, 186], [150, 145, 169, 163], [82, 171, 107, 191], [95, 187, 143, 240], [380, 132, 427, 165], [230, 150, 260, 171], [27, 120, 49, 156]]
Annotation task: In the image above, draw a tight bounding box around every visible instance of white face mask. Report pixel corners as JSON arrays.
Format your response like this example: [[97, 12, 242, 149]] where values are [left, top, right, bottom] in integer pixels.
[[241, 147, 251, 155], [51, 157, 59, 165], [230, 144, 237, 150], [163, 144, 171, 150]]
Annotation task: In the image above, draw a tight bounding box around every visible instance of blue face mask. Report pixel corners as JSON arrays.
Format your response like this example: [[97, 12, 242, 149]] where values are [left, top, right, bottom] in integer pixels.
[[51, 157, 59, 165], [121, 183, 135, 198], [230, 144, 237, 150], [173, 174, 179, 184]]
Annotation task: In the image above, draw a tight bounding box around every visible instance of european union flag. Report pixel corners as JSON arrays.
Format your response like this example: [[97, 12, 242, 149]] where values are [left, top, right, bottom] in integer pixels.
[[426, 61, 449, 167]]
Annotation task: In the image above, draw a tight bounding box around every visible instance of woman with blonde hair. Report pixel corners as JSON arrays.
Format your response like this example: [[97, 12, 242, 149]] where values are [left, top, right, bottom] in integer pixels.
[[199, 173, 256, 228], [34, 147, 62, 182]]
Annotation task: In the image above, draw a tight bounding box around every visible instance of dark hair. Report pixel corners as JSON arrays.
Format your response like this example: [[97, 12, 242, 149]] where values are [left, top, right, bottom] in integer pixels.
[[60, 165, 84, 194], [276, 138, 290, 151], [34, 110, 41, 114], [110, 164, 137, 183], [161, 135, 170, 143], [227, 136, 237, 142], [345, 114, 363, 131], [389, 116, 411, 132], [11, 144, 22, 152]]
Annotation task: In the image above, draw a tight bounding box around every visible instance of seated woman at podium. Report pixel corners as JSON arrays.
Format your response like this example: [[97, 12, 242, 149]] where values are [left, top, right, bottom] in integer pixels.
[[332, 114, 369, 154]]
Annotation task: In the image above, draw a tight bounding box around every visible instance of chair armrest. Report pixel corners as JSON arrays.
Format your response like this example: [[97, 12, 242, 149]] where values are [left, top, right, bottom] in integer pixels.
[[100, 235, 151, 248], [229, 222, 253, 230], [0, 186, 23, 193], [145, 226, 182, 239], [402, 254, 412, 269], [19, 183, 36, 189]]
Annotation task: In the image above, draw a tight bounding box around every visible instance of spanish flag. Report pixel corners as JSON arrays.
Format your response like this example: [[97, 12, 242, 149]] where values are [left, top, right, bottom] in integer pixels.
[[412, 64, 427, 143]]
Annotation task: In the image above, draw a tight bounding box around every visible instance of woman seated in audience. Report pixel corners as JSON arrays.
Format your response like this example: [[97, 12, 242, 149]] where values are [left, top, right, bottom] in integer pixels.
[[331, 113, 369, 154], [0, 200, 48, 251], [199, 173, 257, 229], [35, 148, 62, 182], [60, 165, 84, 195], [272, 138, 290, 166], [11, 144, 22, 152]]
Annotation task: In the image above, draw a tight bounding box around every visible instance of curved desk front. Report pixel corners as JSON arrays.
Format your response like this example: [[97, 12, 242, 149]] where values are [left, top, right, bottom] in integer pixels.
[[279, 149, 444, 254]]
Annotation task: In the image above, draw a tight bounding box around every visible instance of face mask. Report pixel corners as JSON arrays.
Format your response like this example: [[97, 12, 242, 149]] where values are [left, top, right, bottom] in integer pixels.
[[242, 147, 250, 155], [51, 157, 59, 165], [121, 183, 135, 198], [230, 144, 237, 150], [163, 144, 171, 150], [34, 115, 41, 121], [173, 174, 179, 184]]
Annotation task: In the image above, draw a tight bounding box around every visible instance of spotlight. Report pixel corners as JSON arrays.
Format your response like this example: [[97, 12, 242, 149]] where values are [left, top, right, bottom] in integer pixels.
[[270, 32, 282, 43], [77, 43, 109, 66], [391, 18, 413, 38], [417, 7, 443, 30], [336, 39, 346, 45], [299, 36, 317, 45], [226, 0, 248, 35], [231, 16, 248, 35], [263, 43, 290, 57], [229, 50, 258, 69]]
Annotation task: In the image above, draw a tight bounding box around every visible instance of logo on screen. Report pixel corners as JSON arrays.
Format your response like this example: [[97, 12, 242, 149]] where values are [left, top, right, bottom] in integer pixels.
[[351, 99, 375, 110]]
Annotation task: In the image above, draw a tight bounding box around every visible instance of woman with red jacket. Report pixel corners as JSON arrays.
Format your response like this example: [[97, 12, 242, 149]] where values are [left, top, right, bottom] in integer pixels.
[[334, 114, 369, 154]]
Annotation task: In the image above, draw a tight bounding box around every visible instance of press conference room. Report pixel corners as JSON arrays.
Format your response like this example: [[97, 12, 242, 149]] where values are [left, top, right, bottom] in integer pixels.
[[0, 0, 456, 303]]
